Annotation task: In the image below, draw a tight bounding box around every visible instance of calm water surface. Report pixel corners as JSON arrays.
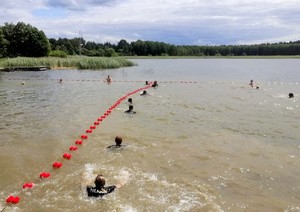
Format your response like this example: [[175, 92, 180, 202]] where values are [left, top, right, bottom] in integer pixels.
[[0, 59, 299, 211]]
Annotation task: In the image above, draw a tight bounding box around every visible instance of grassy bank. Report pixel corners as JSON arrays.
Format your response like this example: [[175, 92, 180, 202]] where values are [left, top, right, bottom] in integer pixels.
[[0, 56, 136, 70]]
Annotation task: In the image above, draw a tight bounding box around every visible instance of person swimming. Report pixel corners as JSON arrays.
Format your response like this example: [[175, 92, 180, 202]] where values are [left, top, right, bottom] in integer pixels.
[[105, 75, 112, 83], [86, 174, 125, 197], [124, 98, 136, 113], [289, 93, 294, 98], [152, 81, 158, 87], [107, 136, 123, 148], [124, 105, 136, 114], [86, 174, 117, 197], [249, 80, 254, 87], [140, 90, 147, 96]]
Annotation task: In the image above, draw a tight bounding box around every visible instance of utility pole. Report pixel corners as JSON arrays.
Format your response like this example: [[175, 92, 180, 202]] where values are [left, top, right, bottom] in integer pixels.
[[79, 30, 82, 56]]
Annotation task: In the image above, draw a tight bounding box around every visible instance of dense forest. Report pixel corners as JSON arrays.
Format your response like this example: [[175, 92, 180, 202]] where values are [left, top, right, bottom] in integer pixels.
[[1, 22, 300, 58]]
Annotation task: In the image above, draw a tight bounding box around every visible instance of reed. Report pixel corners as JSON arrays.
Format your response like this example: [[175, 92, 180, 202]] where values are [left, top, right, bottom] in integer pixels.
[[0, 56, 136, 70]]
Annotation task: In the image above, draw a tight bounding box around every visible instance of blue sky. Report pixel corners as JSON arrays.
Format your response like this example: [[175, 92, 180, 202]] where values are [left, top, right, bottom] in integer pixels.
[[0, 0, 300, 45]]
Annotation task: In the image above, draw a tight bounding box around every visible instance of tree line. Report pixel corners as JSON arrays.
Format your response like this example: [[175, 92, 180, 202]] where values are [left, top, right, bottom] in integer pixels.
[[1, 22, 300, 58]]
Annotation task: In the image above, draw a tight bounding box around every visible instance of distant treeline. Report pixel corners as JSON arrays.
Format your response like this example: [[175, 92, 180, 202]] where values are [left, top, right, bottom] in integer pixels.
[[50, 38, 300, 57], [1, 22, 300, 58]]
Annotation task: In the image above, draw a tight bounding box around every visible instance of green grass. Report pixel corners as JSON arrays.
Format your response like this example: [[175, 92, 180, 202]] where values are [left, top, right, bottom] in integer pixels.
[[0, 56, 136, 70]]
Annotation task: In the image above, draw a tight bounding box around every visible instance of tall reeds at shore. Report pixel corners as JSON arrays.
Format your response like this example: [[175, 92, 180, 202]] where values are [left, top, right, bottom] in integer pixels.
[[0, 56, 136, 70]]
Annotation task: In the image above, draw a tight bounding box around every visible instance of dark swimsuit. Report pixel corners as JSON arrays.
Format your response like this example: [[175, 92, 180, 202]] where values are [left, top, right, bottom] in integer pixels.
[[86, 185, 116, 197]]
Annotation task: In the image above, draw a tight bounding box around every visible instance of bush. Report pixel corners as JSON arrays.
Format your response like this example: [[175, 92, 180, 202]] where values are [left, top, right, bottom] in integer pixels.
[[49, 50, 68, 58]]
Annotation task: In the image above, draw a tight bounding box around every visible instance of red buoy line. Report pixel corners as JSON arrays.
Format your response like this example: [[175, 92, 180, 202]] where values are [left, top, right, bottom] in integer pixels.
[[1, 83, 153, 211], [5, 78, 199, 84]]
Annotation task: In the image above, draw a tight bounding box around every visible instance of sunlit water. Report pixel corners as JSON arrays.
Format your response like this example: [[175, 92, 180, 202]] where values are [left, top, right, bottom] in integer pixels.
[[0, 59, 299, 211]]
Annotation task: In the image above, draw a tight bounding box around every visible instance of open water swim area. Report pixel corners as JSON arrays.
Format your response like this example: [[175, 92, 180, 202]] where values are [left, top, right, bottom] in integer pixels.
[[0, 59, 299, 211]]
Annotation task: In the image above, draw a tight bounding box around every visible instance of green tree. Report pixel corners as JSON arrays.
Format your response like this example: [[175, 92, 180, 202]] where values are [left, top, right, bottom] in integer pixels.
[[0, 28, 9, 57], [1, 22, 50, 57]]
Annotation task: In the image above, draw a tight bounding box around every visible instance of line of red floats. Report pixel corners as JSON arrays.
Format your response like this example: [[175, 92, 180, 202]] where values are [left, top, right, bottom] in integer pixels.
[[4, 83, 153, 207], [7, 78, 198, 84]]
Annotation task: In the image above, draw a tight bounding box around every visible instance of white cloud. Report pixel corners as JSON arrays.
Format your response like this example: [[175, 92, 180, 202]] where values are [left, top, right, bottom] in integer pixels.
[[0, 0, 300, 45]]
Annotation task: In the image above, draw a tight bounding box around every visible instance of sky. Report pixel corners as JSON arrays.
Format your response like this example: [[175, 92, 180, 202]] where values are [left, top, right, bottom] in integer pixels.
[[1, 0, 300, 45]]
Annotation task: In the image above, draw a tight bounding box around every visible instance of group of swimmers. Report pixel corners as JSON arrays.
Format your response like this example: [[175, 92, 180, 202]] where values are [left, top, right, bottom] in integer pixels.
[[249, 80, 295, 98], [87, 80, 158, 198]]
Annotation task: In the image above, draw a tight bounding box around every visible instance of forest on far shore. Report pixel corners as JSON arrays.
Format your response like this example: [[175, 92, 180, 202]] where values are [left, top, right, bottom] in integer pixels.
[[1, 22, 300, 58]]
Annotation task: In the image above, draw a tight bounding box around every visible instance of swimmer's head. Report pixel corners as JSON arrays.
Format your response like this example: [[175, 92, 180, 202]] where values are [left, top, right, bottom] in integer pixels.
[[289, 93, 294, 98], [115, 136, 122, 146], [146, 81, 148, 85], [22, 82, 25, 85], [256, 86, 259, 89], [94, 174, 106, 188], [128, 98, 132, 103]]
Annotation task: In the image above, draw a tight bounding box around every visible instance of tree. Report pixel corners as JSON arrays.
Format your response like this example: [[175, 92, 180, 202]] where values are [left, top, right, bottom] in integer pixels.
[[0, 28, 9, 57], [1, 22, 50, 57]]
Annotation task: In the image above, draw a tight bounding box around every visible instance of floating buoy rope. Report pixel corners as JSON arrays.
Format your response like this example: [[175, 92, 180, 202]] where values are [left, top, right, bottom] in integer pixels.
[[5, 78, 199, 84], [1, 82, 153, 211]]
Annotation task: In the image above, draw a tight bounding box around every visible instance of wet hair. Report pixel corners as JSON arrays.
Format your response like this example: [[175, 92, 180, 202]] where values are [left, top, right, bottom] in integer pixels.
[[128, 98, 132, 103], [115, 136, 123, 146], [94, 174, 106, 188], [289, 93, 294, 98], [145, 81, 148, 85]]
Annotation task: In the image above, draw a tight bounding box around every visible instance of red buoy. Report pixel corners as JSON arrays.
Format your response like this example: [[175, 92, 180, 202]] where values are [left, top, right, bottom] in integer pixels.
[[52, 162, 63, 168], [81, 134, 88, 139], [39, 172, 51, 179], [69, 146, 78, 151], [75, 140, 83, 145], [63, 153, 72, 159], [94, 121, 99, 125], [6, 196, 20, 204], [22, 182, 34, 189], [86, 129, 92, 133], [90, 125, 96, 129]]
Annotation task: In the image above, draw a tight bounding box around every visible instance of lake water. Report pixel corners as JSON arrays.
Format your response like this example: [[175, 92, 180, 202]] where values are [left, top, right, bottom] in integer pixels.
[[0, 59, 299, 211]]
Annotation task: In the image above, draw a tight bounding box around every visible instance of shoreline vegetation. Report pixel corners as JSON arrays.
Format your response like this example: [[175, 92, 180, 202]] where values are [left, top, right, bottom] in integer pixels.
[[1, 55, 299, 71], [0, 56, 136, 71]]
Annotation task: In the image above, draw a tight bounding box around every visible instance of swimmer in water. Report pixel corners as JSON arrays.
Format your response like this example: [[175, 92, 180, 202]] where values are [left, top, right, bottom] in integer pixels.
[[152, 81, 158, 87], [124, 98, 136, 113], [249, 80, 259, 89], [289, 93, 294, 98], [107, 136, 123, 148], [249, 80, 254, 87], [105, 75, 112, 83], [145, 81, 149, 85], [59, 79, 63, 83], [124, 105, 136, 114], [140, 90, 147, 96], [86, 174, 122, 197], [127, 98, 133, 105]]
